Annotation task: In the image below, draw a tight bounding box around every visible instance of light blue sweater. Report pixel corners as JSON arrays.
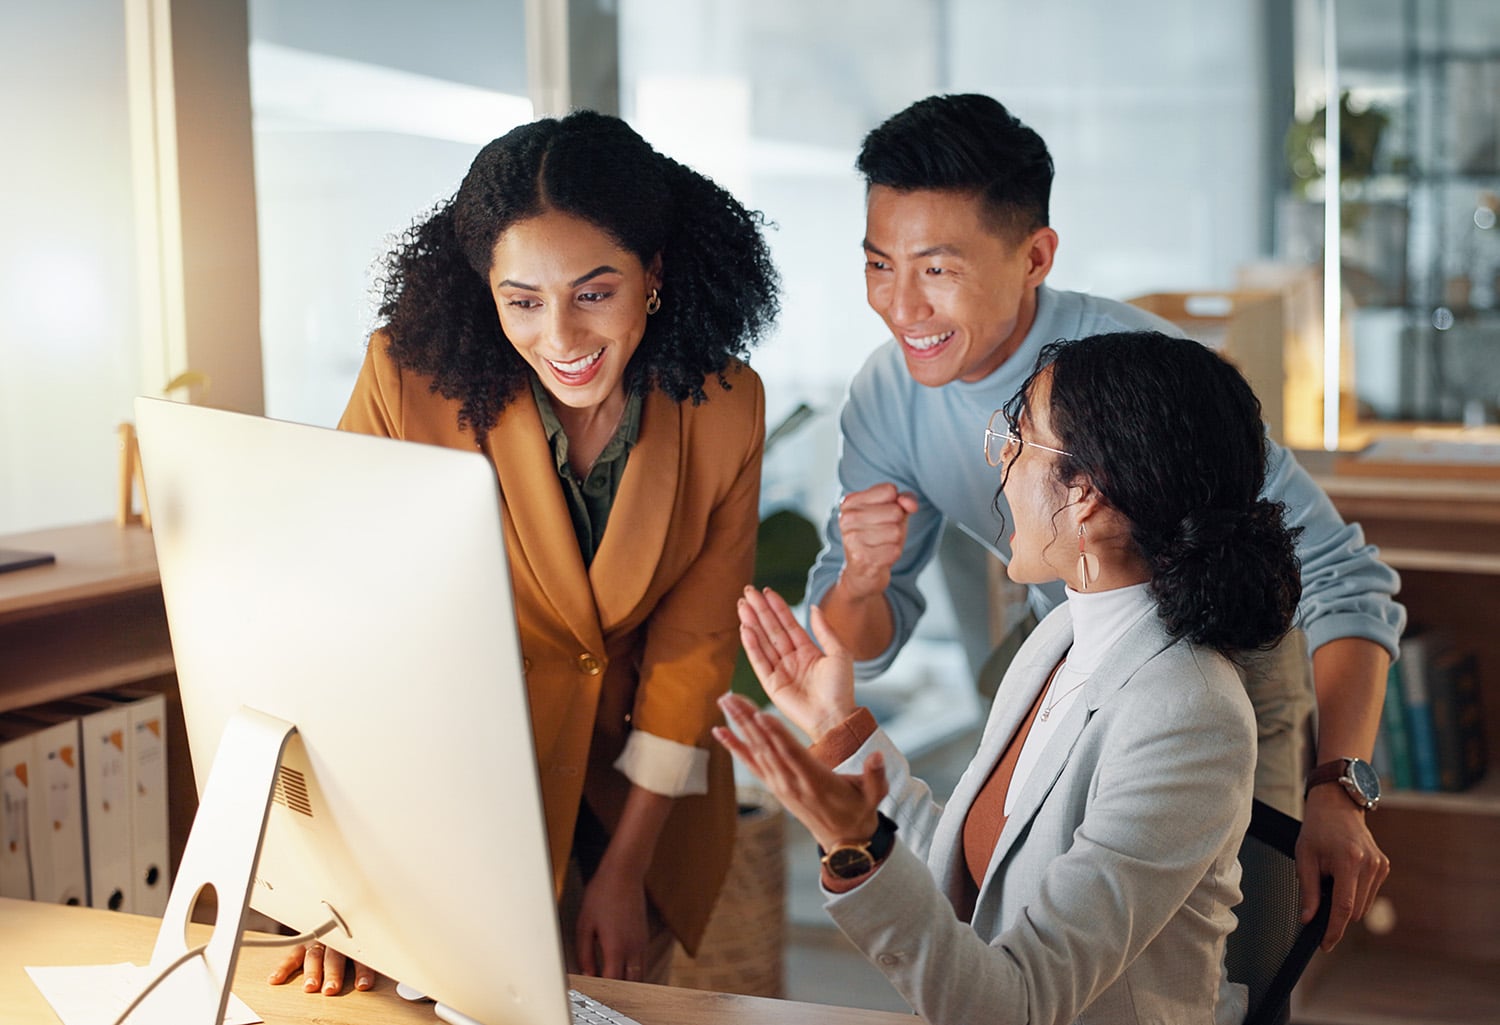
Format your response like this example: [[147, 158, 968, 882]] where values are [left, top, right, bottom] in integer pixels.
[[807, 284, 1406, 678]]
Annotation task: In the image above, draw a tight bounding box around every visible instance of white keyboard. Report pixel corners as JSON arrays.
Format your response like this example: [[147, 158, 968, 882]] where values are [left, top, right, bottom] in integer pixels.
[[568, 987, 643, 1025], [423, 985, 642, 1025]]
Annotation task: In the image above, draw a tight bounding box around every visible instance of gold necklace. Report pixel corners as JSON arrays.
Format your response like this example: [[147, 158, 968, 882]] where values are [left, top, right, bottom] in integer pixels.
[[1040, 660, 1087, 722]]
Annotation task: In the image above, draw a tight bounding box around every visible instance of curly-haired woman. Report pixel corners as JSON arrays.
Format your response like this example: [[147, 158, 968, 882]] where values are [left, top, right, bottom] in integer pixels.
[[272, 111, 778, 992], [720, 331, 1303, 1024]]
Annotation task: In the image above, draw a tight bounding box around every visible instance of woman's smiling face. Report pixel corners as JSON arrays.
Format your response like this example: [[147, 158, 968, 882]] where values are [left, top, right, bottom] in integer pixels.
[[488, 209, 661, 412]]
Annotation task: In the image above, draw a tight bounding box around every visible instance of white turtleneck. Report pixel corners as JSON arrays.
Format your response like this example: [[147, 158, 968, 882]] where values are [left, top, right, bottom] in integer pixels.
[[1004, 582, 1156, 815]]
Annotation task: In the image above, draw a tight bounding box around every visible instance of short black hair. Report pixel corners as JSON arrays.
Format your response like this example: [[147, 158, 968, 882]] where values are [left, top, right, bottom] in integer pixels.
[[374, 111, 780, 443], [999, 331, 1302, 656], [856, 93, 1053, 242]]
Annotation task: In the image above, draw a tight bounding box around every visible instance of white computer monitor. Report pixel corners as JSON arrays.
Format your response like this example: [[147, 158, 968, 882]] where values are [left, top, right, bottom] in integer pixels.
[[116, 396, 572, 1025]]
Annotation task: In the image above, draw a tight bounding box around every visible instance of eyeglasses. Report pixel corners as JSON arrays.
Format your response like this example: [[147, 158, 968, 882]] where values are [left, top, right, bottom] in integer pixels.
[[984, 409, 1074, 467]]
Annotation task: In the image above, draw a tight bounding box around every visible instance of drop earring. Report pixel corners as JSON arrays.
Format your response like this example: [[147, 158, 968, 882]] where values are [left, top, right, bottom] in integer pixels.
[[645, 288, 661, 315], [1076, 524, 1099, 592]]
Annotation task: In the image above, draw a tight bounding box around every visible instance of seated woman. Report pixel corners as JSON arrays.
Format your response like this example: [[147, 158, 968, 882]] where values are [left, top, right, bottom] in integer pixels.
[[271, 110, 779, 993], [717, 330, 1302, 1025]]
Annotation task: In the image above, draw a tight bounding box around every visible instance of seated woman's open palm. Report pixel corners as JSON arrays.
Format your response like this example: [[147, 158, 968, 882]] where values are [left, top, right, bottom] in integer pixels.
[[737, 587, 856, 742]]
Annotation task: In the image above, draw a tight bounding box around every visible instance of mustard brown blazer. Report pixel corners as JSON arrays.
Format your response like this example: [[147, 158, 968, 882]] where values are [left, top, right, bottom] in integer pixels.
[[339, 335, 764, 953]]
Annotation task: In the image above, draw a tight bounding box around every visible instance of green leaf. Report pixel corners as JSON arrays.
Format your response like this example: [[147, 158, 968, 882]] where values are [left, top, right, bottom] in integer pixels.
[[753, 508, 821, 605]]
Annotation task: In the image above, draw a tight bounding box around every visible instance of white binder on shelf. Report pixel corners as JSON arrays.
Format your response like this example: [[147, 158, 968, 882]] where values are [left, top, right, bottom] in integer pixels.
[[96, 688, 172, 915], [0, 725, 36, 899], [63, 695, 137, 912], [1, 713, 88, 906]]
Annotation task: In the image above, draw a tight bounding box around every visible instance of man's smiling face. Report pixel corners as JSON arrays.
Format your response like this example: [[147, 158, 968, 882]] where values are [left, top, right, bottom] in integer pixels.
[[862, 185, 1054, 387]]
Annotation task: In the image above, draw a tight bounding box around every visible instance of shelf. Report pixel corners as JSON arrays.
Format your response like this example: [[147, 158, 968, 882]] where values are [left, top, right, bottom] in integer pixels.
[[1409, 47, 1500, 65], [1376, 546, 1500, 574], [0, 521, 193, 875], [0, 522, 174, 709], [1357, 795, 1500, 964], [1312, 472, 1500, 502], [1374, 169, 1500, 185], [1378, 771, 1500, 815], [1356, 304, 1500, 322], [1294, 942, 1499, 1025], [0, 521, 160, 623], [1306, 471, 1500, 576], [0, 588, 173, 713]]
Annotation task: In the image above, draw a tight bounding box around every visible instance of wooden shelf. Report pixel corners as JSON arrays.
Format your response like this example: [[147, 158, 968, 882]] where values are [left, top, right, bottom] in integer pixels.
[[1372, 546, 1500, 574], [1295, 941, 1500, 1025], [0, 520, 193, 879], [0, 522, 174, 715], [1296, 469, 1500, 1024], [0, 589, 174, 713], [1378, 772, 1500, 815], [0, 521, 160, 622]]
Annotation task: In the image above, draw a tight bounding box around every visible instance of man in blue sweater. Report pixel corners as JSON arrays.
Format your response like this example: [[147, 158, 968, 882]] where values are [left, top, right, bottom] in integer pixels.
[[806, 93, 1402, 949]]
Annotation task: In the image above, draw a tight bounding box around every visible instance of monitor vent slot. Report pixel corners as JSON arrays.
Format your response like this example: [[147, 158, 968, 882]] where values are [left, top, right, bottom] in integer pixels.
[[273, 765, 313, 817]]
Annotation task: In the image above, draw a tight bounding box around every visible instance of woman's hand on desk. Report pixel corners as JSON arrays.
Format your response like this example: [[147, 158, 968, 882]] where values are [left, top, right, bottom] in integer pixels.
[[575, 863, 651, 981], [267, 942, 376, 995], [574, 784, 673, 982]]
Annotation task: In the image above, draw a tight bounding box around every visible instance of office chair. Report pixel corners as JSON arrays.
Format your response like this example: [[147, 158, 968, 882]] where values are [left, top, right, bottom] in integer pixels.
[[1225, 798, 1334, 1025]]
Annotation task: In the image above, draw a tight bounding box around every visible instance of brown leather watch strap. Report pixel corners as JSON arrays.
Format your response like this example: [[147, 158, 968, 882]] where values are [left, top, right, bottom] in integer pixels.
[[1305, 758, 1349, 793]]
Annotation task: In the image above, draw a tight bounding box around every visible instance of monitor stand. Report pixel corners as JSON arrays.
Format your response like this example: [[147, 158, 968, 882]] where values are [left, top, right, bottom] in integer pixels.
[[29, 707, 298, 1025]]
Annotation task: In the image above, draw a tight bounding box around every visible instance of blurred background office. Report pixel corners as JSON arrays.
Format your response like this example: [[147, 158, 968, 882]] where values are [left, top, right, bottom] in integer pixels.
[[0, 0, 1287, 738], [1, 0, 1291, 538], [4, 2, 1498, 1022], [20, 1, 1500, 539]]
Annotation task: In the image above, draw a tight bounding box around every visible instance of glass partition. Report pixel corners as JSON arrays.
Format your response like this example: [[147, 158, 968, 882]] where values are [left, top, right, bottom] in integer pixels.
[[0, 1, 140, 534], [249, 0, 531, 428], [1290, 0, 1500, 427], [618, 0, 1275, 740]]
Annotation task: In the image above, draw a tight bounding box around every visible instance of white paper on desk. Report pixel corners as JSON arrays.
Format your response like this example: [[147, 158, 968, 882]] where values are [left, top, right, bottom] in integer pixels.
[[25, 963, 262, 1025]]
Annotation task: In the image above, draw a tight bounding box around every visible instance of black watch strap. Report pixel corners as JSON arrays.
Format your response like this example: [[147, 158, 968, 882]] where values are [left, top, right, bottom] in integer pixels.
[[867, 810, 898, 860], [818, 811, 898, 879]]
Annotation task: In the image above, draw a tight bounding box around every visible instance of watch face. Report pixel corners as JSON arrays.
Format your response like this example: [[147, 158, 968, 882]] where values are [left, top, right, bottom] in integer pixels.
[[1347, 758, 1381, 802], [824, 845, 875, 879]]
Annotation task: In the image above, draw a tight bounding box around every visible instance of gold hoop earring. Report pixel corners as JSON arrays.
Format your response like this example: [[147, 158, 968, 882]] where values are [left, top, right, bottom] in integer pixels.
[[1076, 524, 1098, 592], [645, 289, 661, 315]]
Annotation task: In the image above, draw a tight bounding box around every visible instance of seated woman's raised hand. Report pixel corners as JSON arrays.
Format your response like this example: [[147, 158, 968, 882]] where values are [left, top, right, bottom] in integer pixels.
[[714, 692, 887, 854], [736, 586, 857, 743]]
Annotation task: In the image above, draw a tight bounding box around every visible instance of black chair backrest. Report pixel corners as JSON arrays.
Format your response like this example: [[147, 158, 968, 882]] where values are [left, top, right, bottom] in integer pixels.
[[1225, 799, 1334, 1025]]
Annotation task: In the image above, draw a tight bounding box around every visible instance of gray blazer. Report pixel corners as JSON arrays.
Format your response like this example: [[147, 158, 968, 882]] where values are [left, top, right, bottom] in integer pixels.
[[825, 603, 1257, 1025]]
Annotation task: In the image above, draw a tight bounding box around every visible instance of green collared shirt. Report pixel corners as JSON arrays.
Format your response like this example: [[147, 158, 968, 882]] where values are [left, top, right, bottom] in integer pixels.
[[530, 374, 643, 567]]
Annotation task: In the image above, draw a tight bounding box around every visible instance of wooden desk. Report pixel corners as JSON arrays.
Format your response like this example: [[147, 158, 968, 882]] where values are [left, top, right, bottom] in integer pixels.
[[0, 898, 915, 1025]]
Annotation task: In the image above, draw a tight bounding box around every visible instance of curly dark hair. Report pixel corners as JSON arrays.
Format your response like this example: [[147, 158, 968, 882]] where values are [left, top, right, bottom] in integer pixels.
[[856, 93, 1053, 243], [374, 110, 780, 442], [997, 331, 1303, 655]]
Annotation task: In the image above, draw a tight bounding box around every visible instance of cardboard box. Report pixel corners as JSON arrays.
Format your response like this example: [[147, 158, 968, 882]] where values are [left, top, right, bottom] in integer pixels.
[[1236, 263, 1366, 450], [1129, 290, 1289, 443]]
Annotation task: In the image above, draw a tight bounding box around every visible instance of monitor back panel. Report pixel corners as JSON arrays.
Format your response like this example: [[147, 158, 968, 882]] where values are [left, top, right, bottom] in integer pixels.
[[135, 397, 570, 1025]]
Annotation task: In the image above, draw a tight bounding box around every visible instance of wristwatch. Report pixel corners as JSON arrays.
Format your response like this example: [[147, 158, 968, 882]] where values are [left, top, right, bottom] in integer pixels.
[[1305, 757, 1382, 811], [818, 812, 898, 879]]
